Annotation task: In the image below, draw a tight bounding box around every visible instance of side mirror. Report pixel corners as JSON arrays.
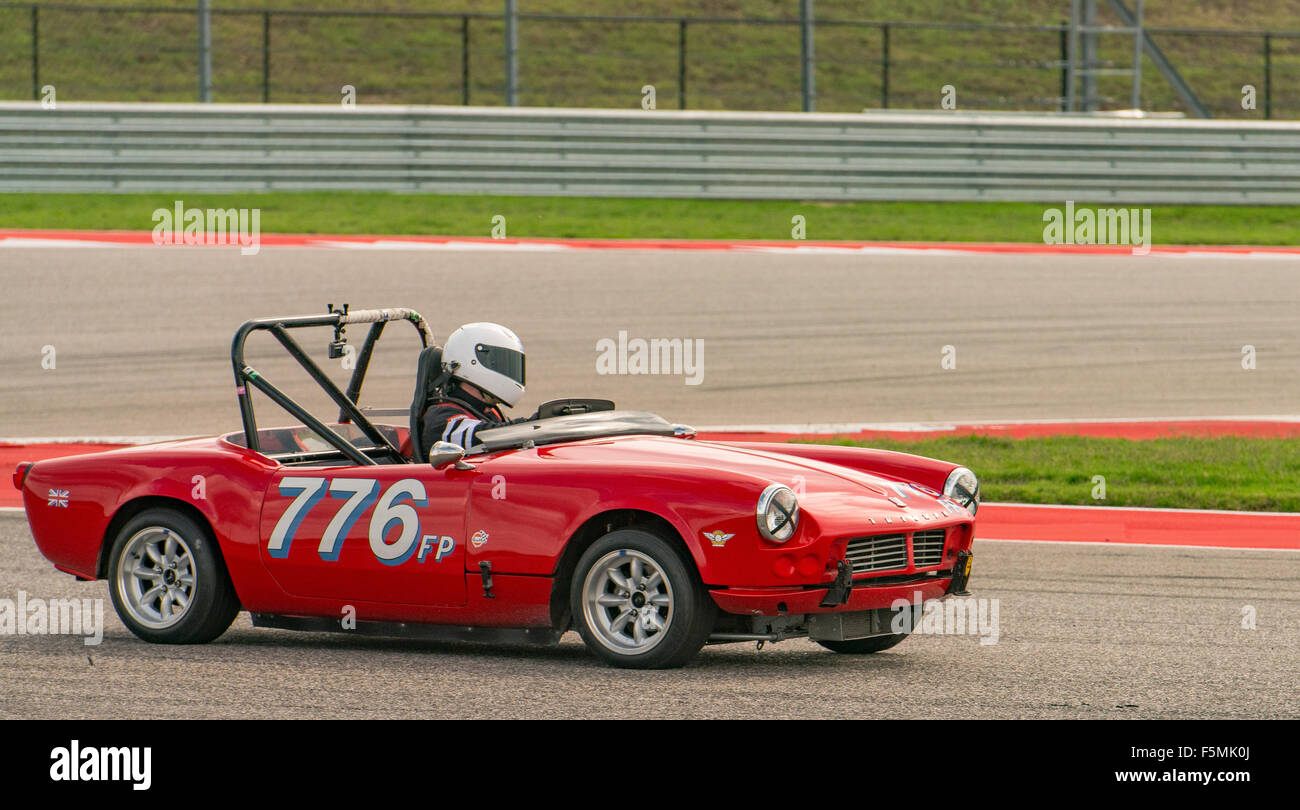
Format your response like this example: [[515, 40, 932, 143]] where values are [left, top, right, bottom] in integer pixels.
[[429, 441, 474, 470]]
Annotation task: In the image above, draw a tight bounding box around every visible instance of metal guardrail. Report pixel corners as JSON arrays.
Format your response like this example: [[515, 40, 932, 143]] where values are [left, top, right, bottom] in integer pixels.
[[4, 102, 1300, 204]]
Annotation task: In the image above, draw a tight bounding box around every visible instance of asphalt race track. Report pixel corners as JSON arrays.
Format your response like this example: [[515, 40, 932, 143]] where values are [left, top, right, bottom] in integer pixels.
[[2, 246, 1299, 436], [1, 246, 1298, 719], [1, 513, 1294, 719]]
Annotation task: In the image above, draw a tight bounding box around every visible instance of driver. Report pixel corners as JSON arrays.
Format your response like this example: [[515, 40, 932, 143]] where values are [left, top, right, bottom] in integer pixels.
[[422, 322, 526, 455]]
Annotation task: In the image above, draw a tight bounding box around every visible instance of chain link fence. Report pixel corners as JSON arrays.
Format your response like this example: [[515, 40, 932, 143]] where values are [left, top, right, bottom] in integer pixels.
[[1, 2, 1297, 118]]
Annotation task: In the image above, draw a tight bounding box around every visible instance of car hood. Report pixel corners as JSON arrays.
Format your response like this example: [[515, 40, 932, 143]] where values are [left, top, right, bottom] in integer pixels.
[[532, 435, 963, 529]]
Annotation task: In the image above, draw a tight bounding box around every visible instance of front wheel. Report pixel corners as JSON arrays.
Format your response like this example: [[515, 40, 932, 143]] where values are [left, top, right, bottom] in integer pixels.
[[816, 633, 911, 654], [107, 508, 240, 644], [570, 528, 715, 669]]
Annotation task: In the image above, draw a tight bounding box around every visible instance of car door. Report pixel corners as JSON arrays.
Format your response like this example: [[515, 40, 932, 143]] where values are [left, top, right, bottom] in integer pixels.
[[258, 464, 469, 606]]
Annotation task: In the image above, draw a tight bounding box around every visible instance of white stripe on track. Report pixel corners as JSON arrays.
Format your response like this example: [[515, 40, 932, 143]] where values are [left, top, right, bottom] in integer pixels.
[[4, 415, 1300, 445], [0, 435, 193, 445], [6, 235, 1300, 260], [975, 538, 1299, 553]]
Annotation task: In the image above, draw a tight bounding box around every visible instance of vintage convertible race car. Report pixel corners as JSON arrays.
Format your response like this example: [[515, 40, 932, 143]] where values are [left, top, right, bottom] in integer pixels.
[[14, 306, 979, 668]]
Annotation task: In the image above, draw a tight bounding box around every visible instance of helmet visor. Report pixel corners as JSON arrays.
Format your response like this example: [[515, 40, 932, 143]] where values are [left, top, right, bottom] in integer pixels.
[[475, 344, 525, 386]]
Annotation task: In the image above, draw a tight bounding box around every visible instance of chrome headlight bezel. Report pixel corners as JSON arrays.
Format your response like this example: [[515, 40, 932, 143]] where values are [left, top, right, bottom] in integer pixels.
[[943, 466, 980, 516], [756, 483, 799, 543]]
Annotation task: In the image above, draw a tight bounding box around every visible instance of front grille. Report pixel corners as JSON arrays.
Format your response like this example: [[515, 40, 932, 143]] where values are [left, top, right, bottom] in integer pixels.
[[846, 534, 907, 574], [845, 529, 949, 575], [912, 529, 947, 568]]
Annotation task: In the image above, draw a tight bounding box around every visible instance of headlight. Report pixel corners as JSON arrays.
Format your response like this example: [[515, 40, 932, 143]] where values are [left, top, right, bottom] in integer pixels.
[[943, 467, 980, 515], [757, 483, 799, 542]]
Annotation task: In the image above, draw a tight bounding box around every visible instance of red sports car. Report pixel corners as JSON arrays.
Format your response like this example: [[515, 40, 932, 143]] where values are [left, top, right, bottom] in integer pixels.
[[14, 306, 979, 668]]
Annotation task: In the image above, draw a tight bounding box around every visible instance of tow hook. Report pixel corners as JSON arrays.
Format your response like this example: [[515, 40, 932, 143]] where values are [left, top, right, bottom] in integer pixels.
[[947, 550, 973, 596], [819, 560, 853, 608]]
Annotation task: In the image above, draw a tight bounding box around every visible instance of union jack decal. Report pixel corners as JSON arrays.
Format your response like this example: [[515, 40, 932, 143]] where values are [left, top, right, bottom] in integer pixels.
[[47, 489, 69, 508]]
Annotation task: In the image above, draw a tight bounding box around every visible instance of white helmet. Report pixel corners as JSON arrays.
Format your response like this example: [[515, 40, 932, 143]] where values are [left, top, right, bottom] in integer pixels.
[[442, 322, 526, 407]]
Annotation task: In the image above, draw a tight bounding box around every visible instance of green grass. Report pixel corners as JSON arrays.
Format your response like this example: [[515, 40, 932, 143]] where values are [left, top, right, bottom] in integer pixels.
[[5, 192, 1300, 245], [810, 435, 1300, 512], [2, 1, 1298, 117]]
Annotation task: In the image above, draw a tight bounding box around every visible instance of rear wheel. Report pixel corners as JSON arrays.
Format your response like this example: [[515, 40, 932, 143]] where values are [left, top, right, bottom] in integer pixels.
[[107, 508, 240, 644], [570, 528, 714, 669], [816, 633, 911, 654]]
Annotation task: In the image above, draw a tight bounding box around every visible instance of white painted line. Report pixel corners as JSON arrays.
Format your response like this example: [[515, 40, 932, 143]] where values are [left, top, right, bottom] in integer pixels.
[[307, 239, 570, 252], [0, 238, 130, 249], [699, 422, 962, 433], [6, 234, 1300, 260], [1169, 250, 1300, 261], [982, 501, 1300, 518], [741, 245, 977, 257], [5, 415, 1300, 446], [975, 537, 1300, 553], [697, 414, 1300, 433], [0, 435, 192, 445]]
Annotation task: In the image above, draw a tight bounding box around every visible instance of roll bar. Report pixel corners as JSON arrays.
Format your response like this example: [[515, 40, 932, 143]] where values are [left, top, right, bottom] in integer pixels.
[[231, 305, 431, 465]]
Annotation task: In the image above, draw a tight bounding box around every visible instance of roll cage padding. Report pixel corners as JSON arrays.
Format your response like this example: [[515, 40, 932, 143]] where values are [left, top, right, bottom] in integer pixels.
[[339, 307, 431, 335]]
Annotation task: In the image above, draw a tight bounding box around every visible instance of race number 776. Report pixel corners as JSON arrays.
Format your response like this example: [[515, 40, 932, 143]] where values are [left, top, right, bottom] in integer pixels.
[[266, 476, 454, 565]]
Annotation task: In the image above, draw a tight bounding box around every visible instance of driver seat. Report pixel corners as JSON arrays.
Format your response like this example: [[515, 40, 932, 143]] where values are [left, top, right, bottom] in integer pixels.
[[408, 345, 447, 463]]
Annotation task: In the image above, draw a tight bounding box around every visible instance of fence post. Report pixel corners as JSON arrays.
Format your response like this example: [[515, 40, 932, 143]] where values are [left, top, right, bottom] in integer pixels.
[[198, 0, 212, 102], [504, 0, 518, 106], [678, 19, 687, 109], [1059, 21, 1068, 112], [1066, 0, 1079, 112], [880, 23, 889, 109], [1130, 0, 1143, 110], [262, 12, 270, 103], [30, 5, 38, 101], [1081, 0, 1097, 111], [800, 0, 815, 111], [1264, 34, 1272, 120], [462, 15, 470, 105]]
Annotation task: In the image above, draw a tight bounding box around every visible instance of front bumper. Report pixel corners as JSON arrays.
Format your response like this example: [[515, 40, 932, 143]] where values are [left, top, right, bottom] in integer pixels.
[[712, 573, 949, 616], [711, 552, 973, 617]]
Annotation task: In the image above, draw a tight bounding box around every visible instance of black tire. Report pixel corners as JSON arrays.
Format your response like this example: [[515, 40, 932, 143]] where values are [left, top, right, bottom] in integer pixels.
[[570, 528, 715, 669], [816, 633, 911, 654], [106, 508, 240, 644]]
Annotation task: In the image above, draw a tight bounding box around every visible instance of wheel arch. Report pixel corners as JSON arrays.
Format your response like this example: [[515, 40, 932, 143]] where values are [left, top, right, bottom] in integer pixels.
[[98, 496, 228, 580], [548, 508, 701, 633]]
